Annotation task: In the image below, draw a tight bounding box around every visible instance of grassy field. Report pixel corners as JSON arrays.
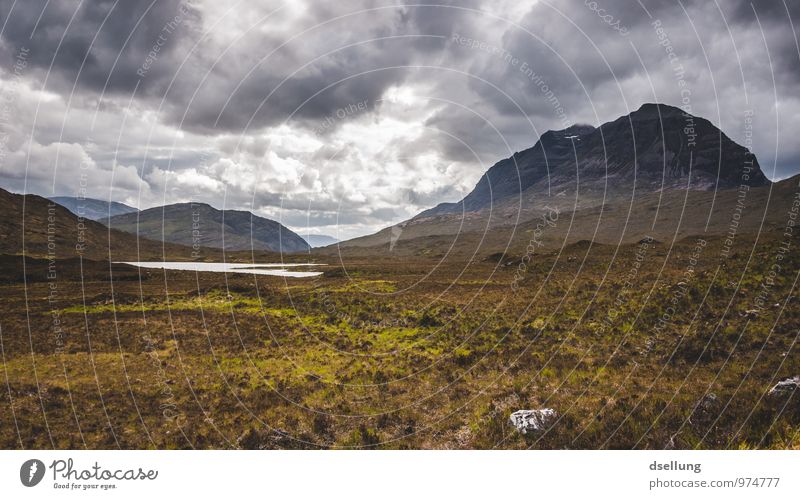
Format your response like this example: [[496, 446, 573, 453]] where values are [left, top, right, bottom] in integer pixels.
[[0, 231, 797, 449]]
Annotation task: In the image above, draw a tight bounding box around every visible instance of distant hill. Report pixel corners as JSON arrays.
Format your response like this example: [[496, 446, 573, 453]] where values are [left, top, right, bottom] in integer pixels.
[[105, 203, 310, 253], [0, 188, 189, 260], [301, 234, 339, 248], [50, 196, 139, 220]]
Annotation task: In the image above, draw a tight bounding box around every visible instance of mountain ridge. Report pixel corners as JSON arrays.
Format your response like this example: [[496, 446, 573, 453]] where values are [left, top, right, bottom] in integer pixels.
[[419, 103, 769, 219], [0, 187, 189, 260], [105, 202, 310, 253]]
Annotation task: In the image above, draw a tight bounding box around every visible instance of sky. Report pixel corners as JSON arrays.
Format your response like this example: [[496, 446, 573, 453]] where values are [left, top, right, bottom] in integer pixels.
[[0, 0, 798, 240]]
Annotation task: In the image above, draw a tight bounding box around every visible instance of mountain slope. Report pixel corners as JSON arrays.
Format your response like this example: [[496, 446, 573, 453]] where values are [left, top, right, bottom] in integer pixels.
[[50, 196, 139, 220], [106, 203, 310, 253], [422, 103, 768, 218], [330, 176, 797, 258], [0, 188, 189, 260]]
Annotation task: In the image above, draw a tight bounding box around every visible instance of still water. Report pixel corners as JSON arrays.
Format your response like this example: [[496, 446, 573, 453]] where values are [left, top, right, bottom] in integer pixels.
[[118, 261, 324, 278]]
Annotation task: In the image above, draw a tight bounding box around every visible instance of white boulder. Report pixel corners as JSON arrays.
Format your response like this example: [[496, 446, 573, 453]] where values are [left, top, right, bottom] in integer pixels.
[[509, 409, 557, 434], [768, 376, 800, 396]]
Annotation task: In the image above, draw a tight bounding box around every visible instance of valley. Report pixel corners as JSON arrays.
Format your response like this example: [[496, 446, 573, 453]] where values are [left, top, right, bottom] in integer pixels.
[[0, 215, 797, 449], [1, 105, 798, 449]]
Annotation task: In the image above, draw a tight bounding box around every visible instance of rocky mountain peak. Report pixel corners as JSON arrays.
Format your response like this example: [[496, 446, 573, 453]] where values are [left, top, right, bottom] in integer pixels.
[[420, 103, 769, 217]]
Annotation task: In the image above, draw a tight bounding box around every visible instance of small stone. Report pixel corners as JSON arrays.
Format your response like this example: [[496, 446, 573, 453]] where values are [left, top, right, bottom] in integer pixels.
[[509, 409, 557, 434]]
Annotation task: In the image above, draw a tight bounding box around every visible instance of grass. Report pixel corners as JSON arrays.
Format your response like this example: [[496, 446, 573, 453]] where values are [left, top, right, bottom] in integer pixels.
[[59, 291, 299, 317], [0, 231, 797, 449]]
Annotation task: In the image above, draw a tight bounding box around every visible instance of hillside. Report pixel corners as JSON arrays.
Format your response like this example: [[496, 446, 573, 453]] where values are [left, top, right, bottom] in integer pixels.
[[331, 177, 797, 258], [105, 202, 310, 253], [0, 188, 190, 260]]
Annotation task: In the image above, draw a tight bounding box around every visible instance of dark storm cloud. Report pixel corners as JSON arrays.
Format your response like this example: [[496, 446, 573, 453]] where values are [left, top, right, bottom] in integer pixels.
[[0, 1, 482, 136], [453, 0, 693, 122], [145, 4, 455, 134], [2, 0, 800, 236], [4, 0, 798, 140], [729, 0, 800, 23], [0, 0, 198, 94], [726, 0, 800, 85], [419, 0, 800, 177], [424, 105, 514, 163], [398, 0, 482, 51], [172, 51, 410, 134], [160, 1, 505, 135]]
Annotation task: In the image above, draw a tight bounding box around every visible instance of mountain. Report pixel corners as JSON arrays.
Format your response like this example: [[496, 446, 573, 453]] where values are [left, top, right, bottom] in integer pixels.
[[301, 234, 339, 248], [421, 103, 768, 218], [49, 196, 139, 220], [105, 203, 310, 253], [329, 103, 780, 257], [0, 188, 188, 260]]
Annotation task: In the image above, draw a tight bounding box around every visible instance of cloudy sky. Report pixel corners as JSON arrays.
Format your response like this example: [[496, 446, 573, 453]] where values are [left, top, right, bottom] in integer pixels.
[[0, 0, 798, 239]]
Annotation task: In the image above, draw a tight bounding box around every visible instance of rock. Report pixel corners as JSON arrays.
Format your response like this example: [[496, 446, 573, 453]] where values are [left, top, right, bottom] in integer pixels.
[[509, 409, 557, 434], [768, 376, 800, 396]]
